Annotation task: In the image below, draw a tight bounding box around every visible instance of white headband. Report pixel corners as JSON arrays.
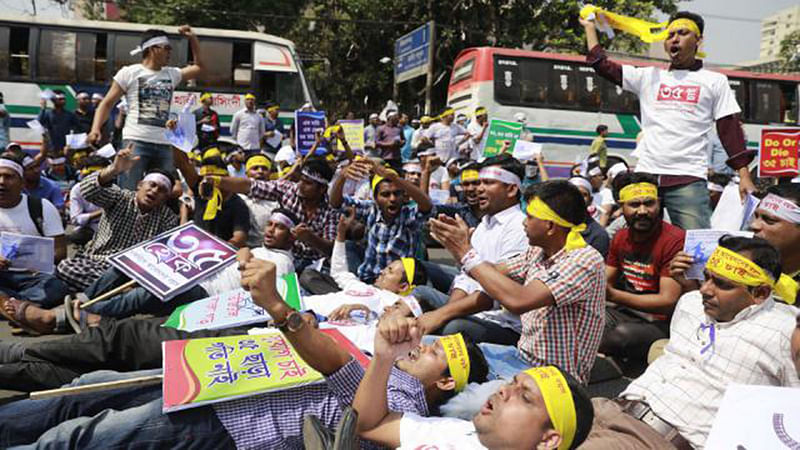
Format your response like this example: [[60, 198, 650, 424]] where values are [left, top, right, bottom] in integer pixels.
[[569, 177, 593, 193], [53, 93, 66, 100], [607, 162, 627, 181], [21, 155, 36, 168], [400, 296, 423, 318], [588, 166, 602, 177], [269, 212, 296, 230], [0, 159, 23, 177], [403, 163, 422, 174], [92, 93, 104, 100], [758, 193, 800, 225], [130, 35, 170, 56], [47, 157, 66, 165], [142, 172, 172, 191], [707, 182, 725, 193], [301, 168, 328, 185], [479, 166, 521, 187], [76, 93, 89, 100]]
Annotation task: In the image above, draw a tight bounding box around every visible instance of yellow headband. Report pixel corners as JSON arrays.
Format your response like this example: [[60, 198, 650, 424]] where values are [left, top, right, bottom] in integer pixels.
[[199, 165, 228, 177], [439, 333, 470, 392], [371, 170, 398, 194], [668, 18, 702, 37], [246, 155, 272, 171], [399, 257, 416, 296], [202, 147, 222, 160], [618, 182, 658, 203], [523, 367, 577, 450], [474, 107, 487, 116], [267, 105, 280, 112], [438, 109, 454, 120], [527, 197, 587, 251], [199, 93, 212, 102], [420, 115, 434, 124], [323, 125, 341, 139], [244, 93, 256, 100], [461, 169, 479, 183], [706, 246, 797, 305], [80, 165, 104, 176]]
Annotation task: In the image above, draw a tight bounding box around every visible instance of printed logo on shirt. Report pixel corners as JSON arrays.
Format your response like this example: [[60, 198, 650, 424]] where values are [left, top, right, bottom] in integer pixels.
[[656, 84, 701, 104], [620, 257, 658, 293], [137, 75, 175, 127]]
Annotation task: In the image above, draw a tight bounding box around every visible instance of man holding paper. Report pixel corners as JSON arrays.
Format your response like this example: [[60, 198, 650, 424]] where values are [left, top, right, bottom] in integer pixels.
[[37, 89, 79, 155]]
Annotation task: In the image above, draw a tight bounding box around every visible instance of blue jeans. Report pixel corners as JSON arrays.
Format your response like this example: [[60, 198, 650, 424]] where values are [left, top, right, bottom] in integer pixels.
[[118, 140, 174, 190], [2, 369, 232, 449], [83, 268, 207, 319], [419, 261, 458, 294], [0, 271, 67, 308], [412, 285, 450, 310], [660, 180, 711, 230], [478, 343, 531, 381]]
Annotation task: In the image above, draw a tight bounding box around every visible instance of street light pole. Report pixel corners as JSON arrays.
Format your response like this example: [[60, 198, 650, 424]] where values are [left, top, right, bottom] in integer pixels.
[[424, 20, 435, 115]]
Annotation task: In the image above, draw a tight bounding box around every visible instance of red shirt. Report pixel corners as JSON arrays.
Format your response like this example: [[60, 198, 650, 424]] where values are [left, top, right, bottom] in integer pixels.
[[607, 221, 685, 294]]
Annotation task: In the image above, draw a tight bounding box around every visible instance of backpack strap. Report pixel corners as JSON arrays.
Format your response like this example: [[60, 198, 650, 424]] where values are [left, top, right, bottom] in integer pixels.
[[26, 195, 45, 237]]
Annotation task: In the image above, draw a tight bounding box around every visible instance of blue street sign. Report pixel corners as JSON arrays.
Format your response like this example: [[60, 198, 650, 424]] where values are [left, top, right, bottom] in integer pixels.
[[394, 21, 434, 84]]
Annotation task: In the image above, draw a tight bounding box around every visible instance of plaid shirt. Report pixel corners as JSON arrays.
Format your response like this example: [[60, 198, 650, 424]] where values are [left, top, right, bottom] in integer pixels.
[[214, 358, 428, 449], [343, 196, 431, 282], [505, 245, 606, 384], [250, 179, 339, 265]]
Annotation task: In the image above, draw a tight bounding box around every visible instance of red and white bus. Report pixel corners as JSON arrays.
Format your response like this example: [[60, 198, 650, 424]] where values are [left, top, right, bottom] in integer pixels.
[[448, 47, 800, 177]]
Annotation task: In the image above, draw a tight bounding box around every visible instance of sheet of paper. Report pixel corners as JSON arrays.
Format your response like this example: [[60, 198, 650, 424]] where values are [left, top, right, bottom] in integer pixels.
[[683, 229, 753, 280], [164, 112, 197, 153], [65, 133, 88, 149], [265, 129, 283, 149], [429, 189, 450, 205], [26, 119, 45, 135], [710, 184, 748, 231], [200, 124, 216, 133], [39, 89, 55, 100], [95, 143, 116, 159], [512, 140, 542, 161], [0, 232, 55, 274]]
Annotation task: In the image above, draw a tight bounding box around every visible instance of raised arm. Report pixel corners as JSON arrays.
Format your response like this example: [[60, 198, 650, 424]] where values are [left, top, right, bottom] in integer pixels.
[[330, 160, 370, 208], [373, 161, 432, 213], [178, 26, 205, 81], [88, 82, 125, 145], [580, 16, 623, 86]]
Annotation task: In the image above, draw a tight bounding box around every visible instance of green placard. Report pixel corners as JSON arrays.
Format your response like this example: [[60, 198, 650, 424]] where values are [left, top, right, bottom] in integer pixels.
[[483, 119, 524, 157]]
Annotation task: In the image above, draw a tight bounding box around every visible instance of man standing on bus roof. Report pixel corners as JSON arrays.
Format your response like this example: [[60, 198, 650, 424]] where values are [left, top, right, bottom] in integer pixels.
[[580, 11, 756, 230], [88, 26, 205, 190]]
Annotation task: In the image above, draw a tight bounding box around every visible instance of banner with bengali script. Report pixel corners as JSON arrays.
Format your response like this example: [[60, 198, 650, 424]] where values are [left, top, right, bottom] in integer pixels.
[[483, 119, 524, 158], [162, 333, 323, 413], [108, 222, 237, 301], [758, 128, 800, 178], [337, 120, 365, 153], [295, 111, 327, 155], [163, 273, 302, 332]]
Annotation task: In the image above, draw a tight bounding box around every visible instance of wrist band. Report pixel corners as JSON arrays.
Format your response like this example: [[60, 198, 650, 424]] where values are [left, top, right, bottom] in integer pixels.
[[460, 248, 484, 273]]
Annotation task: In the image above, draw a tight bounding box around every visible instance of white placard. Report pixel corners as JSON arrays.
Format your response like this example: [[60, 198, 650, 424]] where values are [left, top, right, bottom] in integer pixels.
[[164, 112, 197, 153], [512, 140, 542, 161], [0, 232, 55, 274], [200, 123, 216, 133], [26, 119, 45, 135], [65, 133, 88, 149], [95, 143, 116, 159], [710, 184, 758, 231], [265, 129, 283, 149]]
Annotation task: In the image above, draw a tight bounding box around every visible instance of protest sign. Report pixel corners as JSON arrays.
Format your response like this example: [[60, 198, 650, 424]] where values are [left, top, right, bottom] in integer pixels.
[[0, 232, 55, 274], [108, 222, 237, 301], [758, 128, 800, 178], [337, 120, 365, 153], [95, 143, 116, 159], [512, 140, 542, 161], [710, 184, 759, 231], [65, 133, 88, 149], [163, 273, 302, 332], [483, 119, 524, 158], [26, 119, 45, 135], [265, 129, 283, 149], [683, 229, 753, 280], [162, 333, 323, 412], [295, 111, 327, 155], [164, 111, 197, 153], [706, 384, 800, 449]]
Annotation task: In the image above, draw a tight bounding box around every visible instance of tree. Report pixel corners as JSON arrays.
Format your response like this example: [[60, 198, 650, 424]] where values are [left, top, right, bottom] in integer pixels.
[[778, 29, 800, 73]]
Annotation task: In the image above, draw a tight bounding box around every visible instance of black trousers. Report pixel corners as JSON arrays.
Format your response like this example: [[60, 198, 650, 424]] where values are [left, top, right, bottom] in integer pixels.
[[0, 317, 249, 392]]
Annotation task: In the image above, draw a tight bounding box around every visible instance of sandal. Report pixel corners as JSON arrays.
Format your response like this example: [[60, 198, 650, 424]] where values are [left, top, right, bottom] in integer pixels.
[[303, 414, 334, 450], [63, 295, 88, 334], [0, 297, 42, 336]]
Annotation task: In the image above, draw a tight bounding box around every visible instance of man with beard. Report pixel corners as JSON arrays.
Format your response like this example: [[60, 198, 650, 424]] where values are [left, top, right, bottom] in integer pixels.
[[240, 153, 279, 247], [580, 11, 756, 230], [602, 172, 684, 369]]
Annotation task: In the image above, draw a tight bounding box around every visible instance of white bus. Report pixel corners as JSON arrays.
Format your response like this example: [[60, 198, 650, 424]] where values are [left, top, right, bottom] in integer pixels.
[[448, 47, 800, 177], [0, 14, 315, 151]]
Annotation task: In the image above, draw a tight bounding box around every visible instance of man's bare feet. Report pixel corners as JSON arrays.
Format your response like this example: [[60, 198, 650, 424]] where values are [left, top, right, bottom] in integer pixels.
[[0, 298, 56, 335]]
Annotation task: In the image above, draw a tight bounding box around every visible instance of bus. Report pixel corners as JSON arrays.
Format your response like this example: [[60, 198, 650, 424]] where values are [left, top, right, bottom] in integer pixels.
[[0, 14, 315, 151], [448, 46, 800, 177]]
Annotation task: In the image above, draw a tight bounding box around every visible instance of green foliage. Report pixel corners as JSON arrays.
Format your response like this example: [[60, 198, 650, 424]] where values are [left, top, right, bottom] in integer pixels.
[[778, 29, 800, 73]]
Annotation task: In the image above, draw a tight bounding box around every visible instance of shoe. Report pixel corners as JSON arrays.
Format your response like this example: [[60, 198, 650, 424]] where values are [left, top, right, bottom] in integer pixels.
[[303, 413, 334, 450], [333, 406, 359, 450]]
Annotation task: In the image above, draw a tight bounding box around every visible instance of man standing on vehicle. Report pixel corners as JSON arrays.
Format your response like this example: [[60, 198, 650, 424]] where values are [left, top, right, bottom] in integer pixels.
[[88, 26, 205, 190], [580, 11, 756, 230]]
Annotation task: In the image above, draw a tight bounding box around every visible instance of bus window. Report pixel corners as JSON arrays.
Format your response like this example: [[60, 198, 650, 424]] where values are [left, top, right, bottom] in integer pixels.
[[750, 81, 781, 124], [195, 39, 233, 88], [0, 27, 8, 79], [728, 78, 746, 114], [520, 59, 549, 105], [113, 34, 183, 75], [548, 63, 577, 107], [493, 56, 521, 105], [38, 29, 78, 81], [779, 82, 798, 124], [10, 27, 30, 78], [233, 42, 252, 88], [577, 66, 603, 109], [76, 32, 101, 83], [450, 57, 474, 85], [256, 71, 304, 110], [603, 79, 638, 114]]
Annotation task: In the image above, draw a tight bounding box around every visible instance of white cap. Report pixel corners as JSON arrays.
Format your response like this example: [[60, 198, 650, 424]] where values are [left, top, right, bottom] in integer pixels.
[[92, 93, 104, 101], [275, 145, 296, 164], [607, 162, 628, 181], [514, 112, 527, 123], [369, 113, 379, 120], [387, 110, 398, 118]]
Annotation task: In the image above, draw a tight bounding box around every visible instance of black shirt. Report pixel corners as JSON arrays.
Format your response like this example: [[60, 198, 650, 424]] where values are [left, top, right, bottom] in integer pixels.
[[193, 193, 250, 242]]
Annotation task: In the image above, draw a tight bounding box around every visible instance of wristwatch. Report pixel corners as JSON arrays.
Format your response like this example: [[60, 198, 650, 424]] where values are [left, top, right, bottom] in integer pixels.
[[275, 311, 305, 333]]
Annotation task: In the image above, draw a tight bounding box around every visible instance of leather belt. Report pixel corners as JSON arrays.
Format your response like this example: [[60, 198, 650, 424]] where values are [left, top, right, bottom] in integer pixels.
[[615, 399, 693, 450]]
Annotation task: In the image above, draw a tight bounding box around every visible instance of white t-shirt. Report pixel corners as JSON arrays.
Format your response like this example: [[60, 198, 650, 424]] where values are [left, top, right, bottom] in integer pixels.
[[427, 122, 467, 162], [467, 120, 488, 161], [398, 413, 486, 450], [592, 187, 615, 209], [200, 247, 293, 297], [428, 166, 450, 191], [0, 194, 64, 237], [113, 64, 183, 145], [622, 65, 740, 179]]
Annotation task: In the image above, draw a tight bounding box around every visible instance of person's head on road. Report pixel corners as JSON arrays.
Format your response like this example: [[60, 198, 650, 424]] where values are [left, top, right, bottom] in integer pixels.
[[750, 184, 800, 264], [244, 93, 256, 111], [0, 154, 25, 208], [613, 172, 661, 235], [373, 257, 427, 296], [138, 29, 172, 68], [245, 153, 272, 181], [476, 154, 524, 216], [263, 208, 298, 251], [524, 180, 587, 251], [665, 11, 704, 67], [135, 168, 174, 213], [473, 366, 593, 450], [700, 235, 784, 322], [298, 158, 332, 202]]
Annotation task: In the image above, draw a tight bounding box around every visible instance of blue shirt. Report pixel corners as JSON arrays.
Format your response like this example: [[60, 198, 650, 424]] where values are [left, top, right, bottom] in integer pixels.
[[25, 176, 65, 210], [401, 125, 414, 162], [38, 108, 80, 151]]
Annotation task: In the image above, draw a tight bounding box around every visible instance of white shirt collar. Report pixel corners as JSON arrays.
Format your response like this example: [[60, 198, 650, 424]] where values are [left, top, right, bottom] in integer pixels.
[[482, 203, 522, 227]]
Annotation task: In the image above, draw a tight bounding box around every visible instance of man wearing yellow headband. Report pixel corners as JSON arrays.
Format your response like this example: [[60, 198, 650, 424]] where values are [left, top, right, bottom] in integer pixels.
[[583, 235, 800, 449], [580, 11, 757, 231], [193, 92, 219, 149], [230, 92, 265, 154], [427, 180, 606, 384], [466, 106, 490, 160], [425, 105, 469, 162], [239, 153, 277, 247], [263, 101, 286, 153], [352, 314, 593, 449]]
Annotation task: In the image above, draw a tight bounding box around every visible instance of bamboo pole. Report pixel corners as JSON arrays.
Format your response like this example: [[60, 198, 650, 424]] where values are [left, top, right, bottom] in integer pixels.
[[79, 280, 138, 309], [29, 374, 163, 400]]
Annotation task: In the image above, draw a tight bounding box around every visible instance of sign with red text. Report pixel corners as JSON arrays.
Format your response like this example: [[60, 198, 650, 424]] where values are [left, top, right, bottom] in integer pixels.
[[758, 128, 800, 177]]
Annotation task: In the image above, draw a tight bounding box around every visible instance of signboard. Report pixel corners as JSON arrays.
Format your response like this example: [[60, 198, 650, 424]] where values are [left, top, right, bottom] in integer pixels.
[[483, 119, 524, 157], [0, 232, 54, 274], [394, 21, 434, 84], [162, 333, 323, 412], [758, 128, 800, 177], [295, 110, 327, 155], [108, 222, 237, 301], [337, 120, 365, 153], [163, 273, 302, 332]]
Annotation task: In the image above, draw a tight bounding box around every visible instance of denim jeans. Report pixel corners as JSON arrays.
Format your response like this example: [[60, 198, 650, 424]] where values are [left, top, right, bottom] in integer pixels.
[[412, 285, 450, 310], [419, 261, 458, 294], [1, 369, 233, 450], [118, 140, 174, 190], [660, 180, 711, 230], [477, 343, 531, 381], [0, 271, 67, 308], [83, 268, 208, 319]]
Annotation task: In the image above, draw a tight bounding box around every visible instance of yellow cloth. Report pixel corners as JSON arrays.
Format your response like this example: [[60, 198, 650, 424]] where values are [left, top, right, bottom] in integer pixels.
[[323, 125, 341, 139], [420, 116, 434, 124], [199, 93, 212, 102], [461, 169, 479, 183], [524, 367, 577, 450], [706, 246, 797, 305], [201, 176, 223, 221], [526, 197, 587, 251], [202, 147, 222, 160], [244, 93, 256, 100], [439, 334, 470, 392], [246, 155, 272, 171], [437, 108, 455, 120], [267, 105, 280, 112], [371, 169, 398, 194], [80, 165, 104, 176], [399, 258, 416, 296], [618, 182, 658, 203], [474, 107, 487, 116]]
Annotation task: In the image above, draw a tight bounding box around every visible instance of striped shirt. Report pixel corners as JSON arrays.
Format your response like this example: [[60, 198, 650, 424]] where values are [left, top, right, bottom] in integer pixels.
[[505, 245, 606, 384]]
